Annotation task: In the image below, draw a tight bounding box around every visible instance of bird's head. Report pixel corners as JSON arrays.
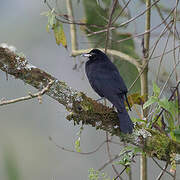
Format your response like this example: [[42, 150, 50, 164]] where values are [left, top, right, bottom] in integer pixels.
[[81, 49, 106, 61]]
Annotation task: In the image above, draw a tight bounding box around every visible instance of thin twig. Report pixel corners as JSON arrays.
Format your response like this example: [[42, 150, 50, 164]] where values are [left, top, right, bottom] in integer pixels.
[[112, 0, 132, 24], [114, 166, 128, 180], [153, 0, 176, 38], [150, 44, 180, 61], [50, 136, 107, 155], [105, 0, 118, 54], [156, 162, 168, 180], [128, 19, 173, 92], [156, 24, 172, 82], [159, 61, 180, 98], [87, 0, 160, 37], [45, 0, 105, 28], [98, 150, 132, 171], [98, 154, 121, 171], [105, 132, 122, 179], [0, 80, 54, 106], [152, 158, 174, 178]]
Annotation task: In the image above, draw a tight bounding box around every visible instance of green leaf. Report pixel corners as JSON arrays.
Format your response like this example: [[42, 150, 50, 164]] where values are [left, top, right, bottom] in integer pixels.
[[131, 118, 147, 124], [75, 137, 81, 152], [158, 98, 178, 117], [88, 168, 111, 180], [125, 166, 131, 174], [143, 96, 158, 109], [46, 24, 50, 33], [74, 126, 84, 152], [42, 9, 57, 33], [53, 21, 67, 48], [41, 9, 56, 28], [153, 82, 160, 97], [133, 147, 143, 153]]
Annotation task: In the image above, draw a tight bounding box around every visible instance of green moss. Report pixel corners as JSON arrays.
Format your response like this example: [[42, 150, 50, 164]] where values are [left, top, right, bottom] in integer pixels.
[[145, 132, 170, 160]]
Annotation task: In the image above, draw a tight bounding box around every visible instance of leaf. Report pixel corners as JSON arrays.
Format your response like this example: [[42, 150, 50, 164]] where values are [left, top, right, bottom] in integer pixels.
[[143, 96, 158, 109], [153, 82, 160, 97], [53, 22, 67, 48], [158, 98, 178, 117], [46, 24, 50, 33], [41, 9, 56, 32], [75, 137, 81, 152], [125, 166, 131, 174], [131, 118, 146, 124], [41, 9, 56, 28]]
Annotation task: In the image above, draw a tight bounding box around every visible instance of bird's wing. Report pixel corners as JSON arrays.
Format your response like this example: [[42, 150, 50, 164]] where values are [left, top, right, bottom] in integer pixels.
[[111, 70, 128, 93], [101, 61, 128, 93], [90, 70, 126, 98]]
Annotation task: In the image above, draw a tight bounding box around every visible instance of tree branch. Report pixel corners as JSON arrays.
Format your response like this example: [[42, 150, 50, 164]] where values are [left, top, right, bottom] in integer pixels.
[[1, 46, 180, 164], [71, 48, 141, 69], [0, 79, 54, 106]]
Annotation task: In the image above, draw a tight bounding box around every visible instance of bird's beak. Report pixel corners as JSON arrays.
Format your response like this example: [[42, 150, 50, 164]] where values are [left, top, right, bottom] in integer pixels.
[[81, 53, 92, 57]]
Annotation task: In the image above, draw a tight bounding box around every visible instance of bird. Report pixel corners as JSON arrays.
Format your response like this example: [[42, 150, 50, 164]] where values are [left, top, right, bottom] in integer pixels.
[[82, 49, 133, 134]]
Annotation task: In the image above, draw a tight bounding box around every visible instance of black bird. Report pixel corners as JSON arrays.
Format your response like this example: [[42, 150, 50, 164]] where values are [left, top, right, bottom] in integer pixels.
[[83, 49, 133, 133]]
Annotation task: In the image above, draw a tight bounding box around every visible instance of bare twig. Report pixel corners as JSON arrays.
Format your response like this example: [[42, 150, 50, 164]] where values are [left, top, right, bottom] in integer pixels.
[[105, 0, 118, 54], [156, 25, 172, 82], [87, 0, 160, 37], [44, 0, 105, 28], [0, 80, 54, 106], [114, 166, 128, 180], [98, 150, 132, 171], [150, 44, 180, 61], [153, 0, 176, 38], [128, 19, 173, 92], [159, 61, 180, 98], [98, 154, 120, 171], [152, 158, 174, 178], [116, 8, 174, 44], [112, 0, 132, 24], [50, 136, 107, 155], [156, 162, 168, 180], [105, 132, 122, 179]]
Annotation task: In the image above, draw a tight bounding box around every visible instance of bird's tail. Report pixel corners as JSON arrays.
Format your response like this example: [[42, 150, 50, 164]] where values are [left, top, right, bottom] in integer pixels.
[[116, 97, 134, 134]]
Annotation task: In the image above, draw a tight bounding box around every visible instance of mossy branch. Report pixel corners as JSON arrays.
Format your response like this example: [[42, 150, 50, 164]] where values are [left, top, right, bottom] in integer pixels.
[[0, 46, 180, 164]]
